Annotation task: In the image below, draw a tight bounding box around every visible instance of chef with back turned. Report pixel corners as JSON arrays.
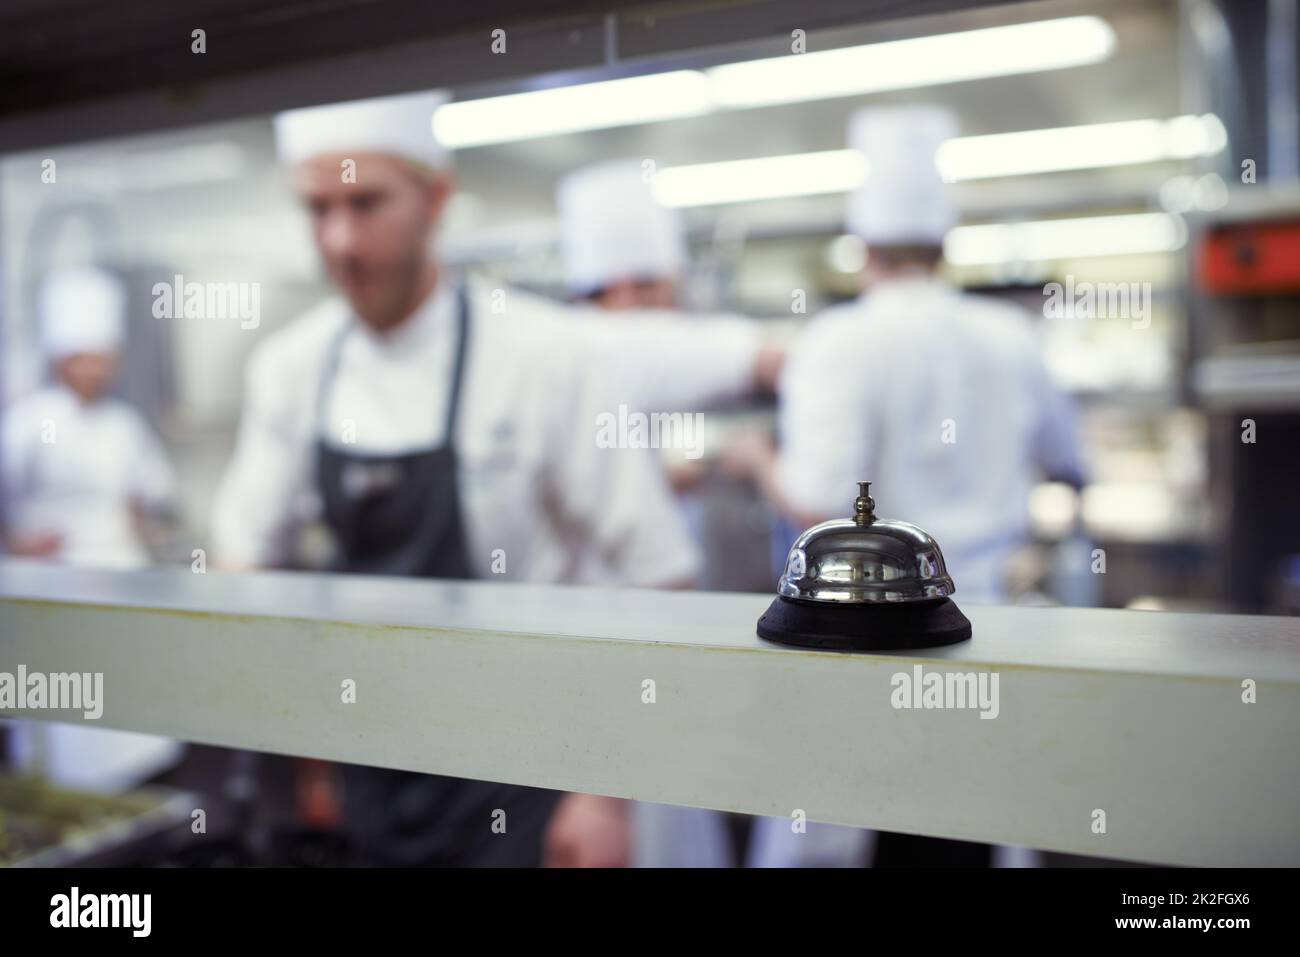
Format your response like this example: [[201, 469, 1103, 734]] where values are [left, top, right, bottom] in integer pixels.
[[210, 91, 707, 866], [727, 105, 1085, 867]]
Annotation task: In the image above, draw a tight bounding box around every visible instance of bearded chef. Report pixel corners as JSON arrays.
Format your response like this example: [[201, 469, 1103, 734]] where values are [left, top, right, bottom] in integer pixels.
[[2, 265, 183, 792], [210, 91, 705, 866]]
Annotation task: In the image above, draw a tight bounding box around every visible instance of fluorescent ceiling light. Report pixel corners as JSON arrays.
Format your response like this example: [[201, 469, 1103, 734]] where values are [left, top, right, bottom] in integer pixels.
[[433, 71, 713, 148], [935, 115, 1228, 179], [654, 151, 865, 207], [943, 213, 1187, 265], [433, 17, 1115, 148], [706, 17, 1115, 109], [653, 115, 1226, 207]]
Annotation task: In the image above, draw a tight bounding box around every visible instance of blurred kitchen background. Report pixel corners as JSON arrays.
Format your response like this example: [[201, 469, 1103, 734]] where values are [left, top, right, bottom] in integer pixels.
[[2, 0, 1299, 615]]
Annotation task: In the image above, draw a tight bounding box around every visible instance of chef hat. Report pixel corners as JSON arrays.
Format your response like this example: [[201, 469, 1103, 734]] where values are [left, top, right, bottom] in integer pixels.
[[846, 105, 958, 246], [557, 159, 686, 296], [40, 266, 127, 360], [274, 90, 451, 170]]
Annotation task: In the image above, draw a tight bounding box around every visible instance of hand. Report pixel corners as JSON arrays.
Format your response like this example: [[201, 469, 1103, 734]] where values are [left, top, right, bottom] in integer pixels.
[[6, 531, 62, 559], [719, 427, 775, 483], [544, 793, 633, 868], [753, 341, 786, 393], [667, 459, 708, 493]]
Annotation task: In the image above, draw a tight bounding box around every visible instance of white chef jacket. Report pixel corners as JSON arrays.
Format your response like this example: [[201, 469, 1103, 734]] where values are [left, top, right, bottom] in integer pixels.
[[2, 385, 176, 569], [564, 305, 761, 413], [211, 280, 700, 587], [776, 276, 1083, 602], [2, 384, 183, 793]]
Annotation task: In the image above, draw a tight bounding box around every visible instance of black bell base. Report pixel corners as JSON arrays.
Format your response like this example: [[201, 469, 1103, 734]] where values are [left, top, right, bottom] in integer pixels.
[[757, 595, 972, 651]]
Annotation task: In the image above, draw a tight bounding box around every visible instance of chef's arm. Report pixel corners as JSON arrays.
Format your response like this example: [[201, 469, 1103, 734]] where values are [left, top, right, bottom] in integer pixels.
[[577, 446, 702, 589], [579, 312, 784, 412], [754, 340, 785, 393], [210, 352, 307, 569], [547, 356, 703, 588], [723, 327, 857, 530], [721, 429, 830, 531], [3, 531, 62, 558]]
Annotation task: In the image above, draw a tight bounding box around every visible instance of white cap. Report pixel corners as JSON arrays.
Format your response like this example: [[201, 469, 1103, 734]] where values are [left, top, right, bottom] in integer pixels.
[[846, 105, 958, 245], [273, 90, 451, 170], [41, 266, 126, 359], [557, 160, 686, 296]]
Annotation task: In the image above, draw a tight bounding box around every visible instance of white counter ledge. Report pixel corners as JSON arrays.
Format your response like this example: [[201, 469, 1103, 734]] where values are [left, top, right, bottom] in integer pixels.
[[2, 560, 1297, 866]]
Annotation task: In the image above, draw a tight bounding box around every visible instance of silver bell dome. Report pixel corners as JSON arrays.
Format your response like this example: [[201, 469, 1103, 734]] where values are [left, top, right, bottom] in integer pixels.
[[776, 482, 956, 604]]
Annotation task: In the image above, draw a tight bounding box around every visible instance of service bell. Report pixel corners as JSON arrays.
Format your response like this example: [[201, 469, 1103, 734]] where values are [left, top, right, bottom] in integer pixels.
[[757, 482, 972, 650]]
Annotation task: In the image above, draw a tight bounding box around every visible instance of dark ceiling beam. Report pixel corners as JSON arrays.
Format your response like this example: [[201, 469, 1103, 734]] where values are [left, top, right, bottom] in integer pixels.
[[0, 0, 1032, 150]]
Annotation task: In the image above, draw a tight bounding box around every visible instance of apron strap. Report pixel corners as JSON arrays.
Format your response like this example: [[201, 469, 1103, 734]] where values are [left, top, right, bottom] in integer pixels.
[[443, 285, 470, 443]]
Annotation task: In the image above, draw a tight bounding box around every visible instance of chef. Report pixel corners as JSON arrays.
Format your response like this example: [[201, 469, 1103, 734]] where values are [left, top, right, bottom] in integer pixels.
[[558, 158, 783, 416], [210, 91, 703, 866], [2, 265, 183, 792], [732, 105, 1084, 602], [546, 159, 779, 868], [559, 158, 685, 312], [729, 105, 1084, 867]]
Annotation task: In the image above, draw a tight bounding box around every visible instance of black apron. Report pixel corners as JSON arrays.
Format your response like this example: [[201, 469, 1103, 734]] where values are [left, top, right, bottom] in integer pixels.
[[315, 287, 559, 866]]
